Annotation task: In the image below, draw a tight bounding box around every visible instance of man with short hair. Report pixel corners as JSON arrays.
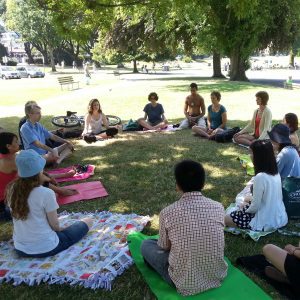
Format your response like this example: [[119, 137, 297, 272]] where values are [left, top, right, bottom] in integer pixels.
[[20, 104, 73, 164], [179, 83, 206, 129], [141, 160, 228, 296]]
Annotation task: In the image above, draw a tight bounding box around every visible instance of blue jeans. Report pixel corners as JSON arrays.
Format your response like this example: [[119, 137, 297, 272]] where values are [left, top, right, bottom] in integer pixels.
[[0, 202, 12, 221], [16, 221, 89, 258], [141, 239, 174, 286]]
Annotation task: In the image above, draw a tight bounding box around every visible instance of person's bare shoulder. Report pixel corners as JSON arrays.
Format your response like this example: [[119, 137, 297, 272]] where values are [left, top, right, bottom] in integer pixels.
[[196, 93, 204, 102]]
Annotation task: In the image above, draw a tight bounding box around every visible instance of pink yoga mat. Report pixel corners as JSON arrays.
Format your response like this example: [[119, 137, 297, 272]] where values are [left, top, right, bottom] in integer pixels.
[[47, 165, 95, 183], [57, 181, 108, 205]]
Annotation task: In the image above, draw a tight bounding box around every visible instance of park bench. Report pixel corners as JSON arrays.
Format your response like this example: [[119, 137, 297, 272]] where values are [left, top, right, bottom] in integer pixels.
[[58, 76, 80, 90], [113, 70, 120, 78], [284, 81, 300, 90]]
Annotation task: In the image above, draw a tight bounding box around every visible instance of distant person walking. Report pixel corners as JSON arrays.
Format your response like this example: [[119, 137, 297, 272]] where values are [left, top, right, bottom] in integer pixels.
[[84, 62, 91, 85]]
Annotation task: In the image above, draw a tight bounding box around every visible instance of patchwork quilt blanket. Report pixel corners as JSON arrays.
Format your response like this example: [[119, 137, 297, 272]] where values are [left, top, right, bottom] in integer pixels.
[[0, 211, 150, 290]]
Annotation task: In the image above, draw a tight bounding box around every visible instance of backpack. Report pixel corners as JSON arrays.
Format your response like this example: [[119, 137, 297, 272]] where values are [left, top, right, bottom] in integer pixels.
[[215, 127, 241, 143], [282, 177, 300, 219], [123, 119, 142, 131]]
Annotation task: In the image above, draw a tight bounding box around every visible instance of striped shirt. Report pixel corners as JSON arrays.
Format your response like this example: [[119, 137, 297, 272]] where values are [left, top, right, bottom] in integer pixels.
[[158, 191, 228, 296]]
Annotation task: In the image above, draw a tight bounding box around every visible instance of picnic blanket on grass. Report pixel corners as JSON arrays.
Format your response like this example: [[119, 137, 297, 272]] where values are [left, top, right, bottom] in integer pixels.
[[127, 232, 271, 300], [57, 181, 108, 205], [238, 154, 254, 176], [47, 165, 95, 183], [0, 211, 150, 289]]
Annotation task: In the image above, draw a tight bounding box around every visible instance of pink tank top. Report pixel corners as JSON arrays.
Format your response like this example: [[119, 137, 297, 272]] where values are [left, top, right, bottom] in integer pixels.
[[0, 170, 17, 202], [0, 153, 18, 202]]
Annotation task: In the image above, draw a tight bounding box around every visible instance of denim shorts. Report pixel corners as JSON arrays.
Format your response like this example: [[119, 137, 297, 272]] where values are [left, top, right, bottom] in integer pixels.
[[15, 221, 89, 258]]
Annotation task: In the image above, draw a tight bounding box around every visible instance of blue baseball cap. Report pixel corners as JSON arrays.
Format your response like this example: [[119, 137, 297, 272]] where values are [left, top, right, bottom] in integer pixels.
[[16, 149, 46, 178]]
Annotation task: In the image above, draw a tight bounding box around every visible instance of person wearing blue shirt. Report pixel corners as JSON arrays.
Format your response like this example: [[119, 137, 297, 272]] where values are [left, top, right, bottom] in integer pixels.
[[192, 91, 227, 139], [138, 92, 168, 130], [20, 104, 74, 164], [268, 124, 300, 179]]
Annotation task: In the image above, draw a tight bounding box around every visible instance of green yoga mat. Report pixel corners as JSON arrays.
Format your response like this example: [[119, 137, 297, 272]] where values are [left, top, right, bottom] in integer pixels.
[[238, 154, 255, 176], [128, 232, 271, 300]]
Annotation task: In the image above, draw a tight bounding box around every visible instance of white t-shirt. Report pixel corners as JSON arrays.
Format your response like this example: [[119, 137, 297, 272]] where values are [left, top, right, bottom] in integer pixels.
[[13, 186, 59, 254]]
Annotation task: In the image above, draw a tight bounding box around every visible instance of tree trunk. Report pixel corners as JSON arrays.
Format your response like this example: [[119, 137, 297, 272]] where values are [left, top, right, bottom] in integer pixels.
[[49, 47, 56, 72], [212, 52, 225, 78], [24, 42, 34, 64], [289, 49, 295, 67], [133, 59, 138, 73], [230, 50, 248, 81]]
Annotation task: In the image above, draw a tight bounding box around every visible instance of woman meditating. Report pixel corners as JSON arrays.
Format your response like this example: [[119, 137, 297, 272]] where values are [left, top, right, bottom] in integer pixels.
[[6, 149, 92, 258], [0, 132, 78, 220], [268, 124, 300, 179], [225, 140, 288, 231], [192, 91, 227, 139], [233, 91, 272, 147], [82, 98, 118, 143], [283, 113, 299, 147], [137, 92, 168, 130]]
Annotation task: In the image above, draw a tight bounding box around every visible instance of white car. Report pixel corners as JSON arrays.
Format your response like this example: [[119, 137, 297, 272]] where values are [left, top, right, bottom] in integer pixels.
[[16, 66, 45, 78], [0, 66, 21, 79]]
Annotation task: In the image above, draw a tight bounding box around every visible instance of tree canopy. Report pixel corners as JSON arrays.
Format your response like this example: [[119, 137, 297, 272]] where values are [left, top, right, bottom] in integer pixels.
[[10, 0, 300, 80]]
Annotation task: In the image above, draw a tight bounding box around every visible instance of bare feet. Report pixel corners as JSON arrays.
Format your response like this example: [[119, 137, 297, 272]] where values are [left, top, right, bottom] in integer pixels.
[[60, 188, 78, 196], [66, 169, 76, 177]]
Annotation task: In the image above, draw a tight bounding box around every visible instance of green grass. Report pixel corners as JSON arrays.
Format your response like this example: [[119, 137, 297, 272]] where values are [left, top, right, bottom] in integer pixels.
[[0, 74, 299, 299]]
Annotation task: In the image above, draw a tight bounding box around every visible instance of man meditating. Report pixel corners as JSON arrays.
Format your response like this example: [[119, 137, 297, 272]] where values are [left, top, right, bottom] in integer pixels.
[[141, 160, 228, 296], [179, 83, 206, 129], [20, 104, 74, 165]]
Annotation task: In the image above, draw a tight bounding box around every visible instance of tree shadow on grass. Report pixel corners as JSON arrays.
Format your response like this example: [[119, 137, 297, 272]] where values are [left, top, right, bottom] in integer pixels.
[[0, 118, 291, 299]]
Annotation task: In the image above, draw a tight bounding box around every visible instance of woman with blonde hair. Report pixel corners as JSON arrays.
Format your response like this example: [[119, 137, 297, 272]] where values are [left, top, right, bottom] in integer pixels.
[[6, 150, 92, 258], [82, 98, 118, 143]]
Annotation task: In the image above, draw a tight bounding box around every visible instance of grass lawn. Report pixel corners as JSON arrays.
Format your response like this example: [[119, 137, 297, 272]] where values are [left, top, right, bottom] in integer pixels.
[[0, 72, 299, 299]]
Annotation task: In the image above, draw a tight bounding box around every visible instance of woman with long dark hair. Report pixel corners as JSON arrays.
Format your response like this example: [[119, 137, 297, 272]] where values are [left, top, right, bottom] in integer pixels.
[[6, 150, 92, 258], [225, 140, 288, 231]]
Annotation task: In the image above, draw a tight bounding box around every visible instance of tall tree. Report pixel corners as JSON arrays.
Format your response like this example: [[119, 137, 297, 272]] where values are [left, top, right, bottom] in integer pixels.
[[6, 0, 62, 71]]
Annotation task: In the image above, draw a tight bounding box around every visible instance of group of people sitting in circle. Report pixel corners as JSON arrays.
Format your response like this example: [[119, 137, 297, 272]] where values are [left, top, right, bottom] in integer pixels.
[[0, 81, 300, 296]]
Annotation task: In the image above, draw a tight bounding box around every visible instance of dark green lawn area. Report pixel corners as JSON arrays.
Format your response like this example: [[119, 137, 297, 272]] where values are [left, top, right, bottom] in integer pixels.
[[1, 75, 299, 300], [0, 121, 298, 300]]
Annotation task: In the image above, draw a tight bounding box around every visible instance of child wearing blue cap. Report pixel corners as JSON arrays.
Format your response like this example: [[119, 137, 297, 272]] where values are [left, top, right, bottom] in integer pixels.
[[6, 149, 92, 258]]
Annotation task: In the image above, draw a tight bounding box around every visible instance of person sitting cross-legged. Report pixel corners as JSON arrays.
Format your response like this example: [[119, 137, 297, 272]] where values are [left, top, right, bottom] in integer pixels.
[[233, 91, 272, 147], [20, 104, 74, 165], [261, 242, 300, 294], [141, 160, 228, 296], [0, 131, 78, 218], [192, 91, 227, 139], [82, 98, 119, 143], [179, 82, 206, 130], [225, 140, 288, 231], [137, 92, 168, 130], [6, 149, 92, 258]]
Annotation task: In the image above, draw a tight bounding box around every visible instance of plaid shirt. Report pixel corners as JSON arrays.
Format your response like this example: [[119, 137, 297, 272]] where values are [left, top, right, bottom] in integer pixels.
[[158, 192, 228, 296]]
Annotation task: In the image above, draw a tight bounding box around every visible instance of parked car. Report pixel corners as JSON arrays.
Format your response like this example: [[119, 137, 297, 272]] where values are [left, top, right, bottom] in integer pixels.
[[16, 66, 45, 78], [0, 66, 21, 79]]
